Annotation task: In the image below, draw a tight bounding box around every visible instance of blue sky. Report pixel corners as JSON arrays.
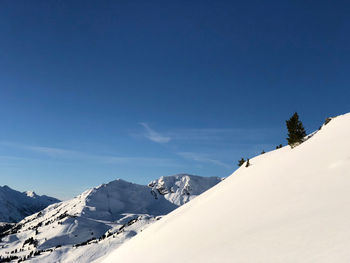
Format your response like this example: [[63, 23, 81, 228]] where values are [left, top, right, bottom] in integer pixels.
[[1, 0, 349, 199]]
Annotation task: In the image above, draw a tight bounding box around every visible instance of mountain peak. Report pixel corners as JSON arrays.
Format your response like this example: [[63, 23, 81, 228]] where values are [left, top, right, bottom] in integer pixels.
[[0, 174, 222, 262], [148, 173, 222, 206]]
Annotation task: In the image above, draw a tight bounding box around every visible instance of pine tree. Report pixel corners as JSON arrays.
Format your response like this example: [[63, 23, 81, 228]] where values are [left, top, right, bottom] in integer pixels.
[[238, 158, 245, 167], [245, 159, 250, 167], [286, 112, 306, 146]]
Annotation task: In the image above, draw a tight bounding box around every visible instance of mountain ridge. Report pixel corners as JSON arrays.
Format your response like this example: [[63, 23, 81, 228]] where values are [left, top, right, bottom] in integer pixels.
[[0, 185, 60, 223], [0, 173, 222, 262]]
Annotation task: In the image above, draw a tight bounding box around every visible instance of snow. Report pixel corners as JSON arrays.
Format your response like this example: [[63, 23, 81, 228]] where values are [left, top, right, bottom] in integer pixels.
[[149, 174, 222, 206], [0, 186, 60, 223], [102, 113, 350, 263], [0, 174, 221, 262]]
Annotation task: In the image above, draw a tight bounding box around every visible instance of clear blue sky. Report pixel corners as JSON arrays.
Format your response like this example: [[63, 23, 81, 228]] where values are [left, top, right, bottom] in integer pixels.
[[1, 0, 349, 199]]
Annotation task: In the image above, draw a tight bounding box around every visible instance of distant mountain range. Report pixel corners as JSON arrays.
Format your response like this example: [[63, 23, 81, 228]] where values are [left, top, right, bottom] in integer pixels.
[[0, 174, 222, 262], [0, 185, 60, 223]]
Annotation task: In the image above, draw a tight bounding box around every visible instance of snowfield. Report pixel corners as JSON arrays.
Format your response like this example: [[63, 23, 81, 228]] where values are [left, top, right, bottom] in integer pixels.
[[0, 174, 221, 262], [102, 113, 350, 263]]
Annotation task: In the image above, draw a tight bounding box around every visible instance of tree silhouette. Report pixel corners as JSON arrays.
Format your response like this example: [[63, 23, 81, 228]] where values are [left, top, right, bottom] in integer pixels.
[[286, 112, 306, 146], [238, 158, 245, 167]]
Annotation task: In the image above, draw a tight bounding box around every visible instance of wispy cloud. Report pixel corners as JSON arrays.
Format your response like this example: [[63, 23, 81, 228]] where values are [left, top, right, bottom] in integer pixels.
[[99, 156, 177, 167], [25, 145, 81, 157], [1, 142, 84, 158], [0, 155, 30, 161], [177, 152, 231, 169], [168, 128, 278, 143], [0, 142, 178, 167], [135, 125, 277, 145], [139, 122, 171, 143], [132, 125, 278, 168]]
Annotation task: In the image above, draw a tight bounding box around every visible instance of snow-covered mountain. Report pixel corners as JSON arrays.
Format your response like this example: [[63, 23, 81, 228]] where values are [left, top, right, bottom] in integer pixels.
[[0, 185, 60, 223], [102, 113, 350, 263], [0, 174, 221, 262], [149, 174, 223, 206]]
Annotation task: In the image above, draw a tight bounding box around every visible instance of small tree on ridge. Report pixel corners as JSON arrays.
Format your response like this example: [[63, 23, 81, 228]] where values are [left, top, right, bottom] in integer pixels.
[[238, 158, 245, 167], [286, 112, 306, 146]]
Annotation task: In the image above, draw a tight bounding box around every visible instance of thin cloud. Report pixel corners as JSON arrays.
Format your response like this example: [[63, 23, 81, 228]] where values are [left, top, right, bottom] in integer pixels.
[[0, 155, 30, 161], [177, 152, 231, 169], [168, 128, 278, 142], [1, 142, 84, 158], [100, 156, 178, 167], [139, 122, 171, 143], [26, 145, 81, 157], [0, 141, 178, 167], [133, 126, 278, 145]]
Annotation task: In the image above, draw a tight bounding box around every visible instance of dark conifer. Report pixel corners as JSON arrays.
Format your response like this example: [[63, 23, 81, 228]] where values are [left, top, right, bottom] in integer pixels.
[[238, 158, 245, 167], [286, 112, 306, 146]]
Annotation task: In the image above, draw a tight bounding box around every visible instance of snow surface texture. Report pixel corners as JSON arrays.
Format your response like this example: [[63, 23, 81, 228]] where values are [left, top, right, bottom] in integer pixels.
[[103, 113, 350, 263], [0, 186, 60, 223], [0, 174, 221, 262]]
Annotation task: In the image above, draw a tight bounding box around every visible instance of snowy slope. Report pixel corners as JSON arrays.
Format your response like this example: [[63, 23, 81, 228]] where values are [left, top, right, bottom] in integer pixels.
[[0, 174, 221, 262], [0, 185, 60, 223], [103, 113, 350, 263]]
